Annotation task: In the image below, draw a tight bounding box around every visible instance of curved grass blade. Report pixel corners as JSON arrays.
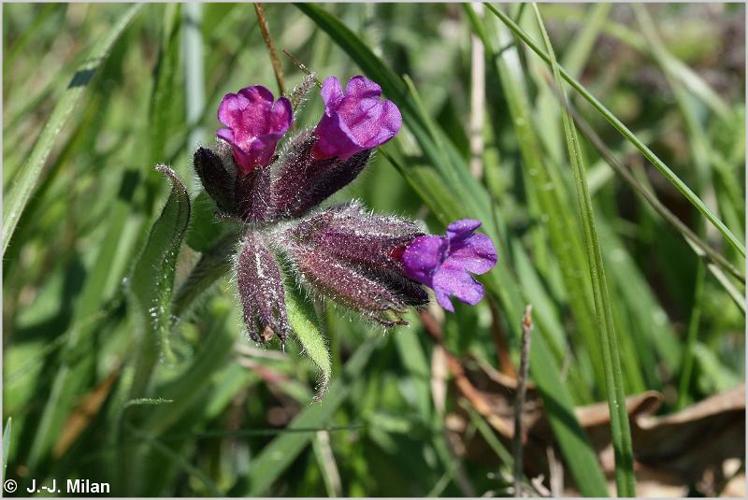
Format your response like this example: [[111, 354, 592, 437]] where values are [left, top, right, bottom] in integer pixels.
[[486, 3, 745, 258], [530, 4, 635, 495], [2, 3, 143, 256], [286, 287, 332, 399], [465, 3, 608, 393], [563, 95, 744, 284]]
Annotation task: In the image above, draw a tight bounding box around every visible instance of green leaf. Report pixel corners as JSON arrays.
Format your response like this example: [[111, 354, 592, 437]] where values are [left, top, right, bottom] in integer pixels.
[[286, 288, 332, 398], [2, 4, 143, 256], [140, 306, 235, 436], [127, 165, 192, 398], [118, 165, 191, 494], [530, 4, 635, 495]]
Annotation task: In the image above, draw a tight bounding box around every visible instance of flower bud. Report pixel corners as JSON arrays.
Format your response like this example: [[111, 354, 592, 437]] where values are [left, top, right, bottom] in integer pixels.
[[312, 76, 401, 160], [235, 232, 290, 342], [217, 85, 292, 173], [193, 145, 236, 215], [290, 201, 423, 273], [281, 202, 428, 325]]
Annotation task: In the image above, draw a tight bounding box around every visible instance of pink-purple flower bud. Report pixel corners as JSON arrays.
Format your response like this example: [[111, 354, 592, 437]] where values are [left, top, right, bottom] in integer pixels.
[[312, 75, 402, 160], [217, 85, 293, 174]]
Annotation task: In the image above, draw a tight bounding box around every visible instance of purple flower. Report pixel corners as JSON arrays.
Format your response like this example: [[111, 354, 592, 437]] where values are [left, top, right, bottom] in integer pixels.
[[282, 202, 428, 326], [312, 75, 402, 160], [401, 219, 497, 312], [217, 85, 293, 173]]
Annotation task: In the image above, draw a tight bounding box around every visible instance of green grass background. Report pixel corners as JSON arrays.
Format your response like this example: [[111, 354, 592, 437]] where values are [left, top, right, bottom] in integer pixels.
[[3, 2, 745, 496]]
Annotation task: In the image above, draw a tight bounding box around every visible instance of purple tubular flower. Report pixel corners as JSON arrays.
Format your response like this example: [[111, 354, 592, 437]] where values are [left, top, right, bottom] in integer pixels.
[[292, 247, 420, 326], [236, 232, 290, 343], [312, 76, 402, 160], [401, 219, 497, 312], [291, 202, 423, 273], [283, 202, 429, 325], [217, 85, 293, 173]]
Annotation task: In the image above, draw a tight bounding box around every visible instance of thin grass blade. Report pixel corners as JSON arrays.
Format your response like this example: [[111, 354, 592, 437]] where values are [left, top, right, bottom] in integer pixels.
[[487, 3, 745, 258], [2, 4, 143, 256], [530, 4, 635, 495]]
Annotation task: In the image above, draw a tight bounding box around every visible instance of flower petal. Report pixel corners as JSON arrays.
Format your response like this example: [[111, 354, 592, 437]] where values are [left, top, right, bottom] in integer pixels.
[[432, 261, 485, 307], [434, 288, 455, 312], [216, 85, 293, 173], [312, 75, 402, 160], [216, 127, 234, 143], [270, 97, 293, 133], [446, 219, 481, 240], [401, 235, 447, 285], [397, 217, 497, 312], [238, 85, 275, 104], [345, 75, 382, 99], [447, 233, 498, 275], [217, 92, 249, 129], [321, 76, 344, 111]]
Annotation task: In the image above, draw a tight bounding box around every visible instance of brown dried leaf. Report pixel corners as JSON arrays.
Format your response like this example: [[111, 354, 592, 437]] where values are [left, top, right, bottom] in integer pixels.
[[445, 353, 745, 496]]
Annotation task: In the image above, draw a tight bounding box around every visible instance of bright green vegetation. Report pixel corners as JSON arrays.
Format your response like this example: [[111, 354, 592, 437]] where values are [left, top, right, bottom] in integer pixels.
[[3, 3, 744, 496]]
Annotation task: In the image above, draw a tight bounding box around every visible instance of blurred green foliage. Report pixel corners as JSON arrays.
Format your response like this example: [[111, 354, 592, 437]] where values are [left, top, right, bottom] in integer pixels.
[[3, 3, 745, 496]]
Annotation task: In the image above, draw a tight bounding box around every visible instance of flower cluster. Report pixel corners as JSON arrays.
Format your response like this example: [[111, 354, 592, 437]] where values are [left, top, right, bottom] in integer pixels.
[[194, 74, 497, 343]]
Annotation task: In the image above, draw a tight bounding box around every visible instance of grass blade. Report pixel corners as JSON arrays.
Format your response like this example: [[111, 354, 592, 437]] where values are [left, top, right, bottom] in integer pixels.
[[25, 169, 141, 469], [676, 261, 705, 409], [466, 3, 609, 394], [486, 3, 745, 258], [2, 4, 143, 256], [530, 4, 635, 495]]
